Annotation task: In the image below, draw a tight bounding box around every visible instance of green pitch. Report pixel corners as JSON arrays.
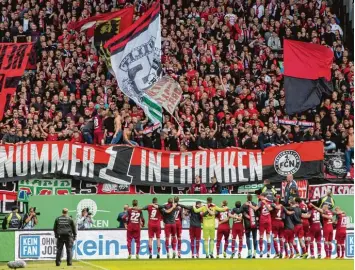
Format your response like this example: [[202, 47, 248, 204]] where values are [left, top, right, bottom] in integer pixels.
[[0, 259, 353, 270]]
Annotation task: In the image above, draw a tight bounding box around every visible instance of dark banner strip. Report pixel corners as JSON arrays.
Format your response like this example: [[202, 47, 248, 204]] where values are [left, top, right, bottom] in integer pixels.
[[0, 142, 324, 186]]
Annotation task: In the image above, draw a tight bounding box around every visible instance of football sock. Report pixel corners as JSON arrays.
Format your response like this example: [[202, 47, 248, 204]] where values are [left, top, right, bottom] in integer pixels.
[[273, 239, 279, 254], [259, 238, 264, 253], [231, 239, 236, 253], [209, 239, 215, 254], [238, 238, 243, 254], [172, 237, 177, 251], [204, 239, 209, 255], [310, 242, 314, 256]]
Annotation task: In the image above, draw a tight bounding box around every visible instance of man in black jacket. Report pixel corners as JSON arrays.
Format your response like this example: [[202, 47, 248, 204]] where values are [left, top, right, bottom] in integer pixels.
[[272, 128, 290, 145], [244, 135, 261, 149], [258, 127, 274, 151], [53, 208, 77, 267]]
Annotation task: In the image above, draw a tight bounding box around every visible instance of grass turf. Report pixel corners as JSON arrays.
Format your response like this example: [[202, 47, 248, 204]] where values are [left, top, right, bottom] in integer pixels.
[[0, 259, 353, 270]]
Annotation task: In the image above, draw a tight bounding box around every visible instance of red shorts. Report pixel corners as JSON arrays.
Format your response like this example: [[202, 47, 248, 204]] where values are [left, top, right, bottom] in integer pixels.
[[93, 131, 104, 144], [189, 226, 201, 240], [217, 227, 230, 241], [323, 229, 333, 242], [284, 229, 294, 243], [259, 220, 272, 236], [127, 229, 140, 242], [309, 224, 322, 242], [303, 223, 310, 238], [335, 230, 346, 244], [148, 224, 161, 238], [232, 224, 244, 239], [294, 224, 304, 238], [164, 224, 176, 238], [176, 222, 182, 238], [272, 220, 284, 238]]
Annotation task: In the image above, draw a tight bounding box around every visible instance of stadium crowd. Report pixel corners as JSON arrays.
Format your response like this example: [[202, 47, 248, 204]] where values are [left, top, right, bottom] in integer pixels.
[[0, 0, 353, 170]]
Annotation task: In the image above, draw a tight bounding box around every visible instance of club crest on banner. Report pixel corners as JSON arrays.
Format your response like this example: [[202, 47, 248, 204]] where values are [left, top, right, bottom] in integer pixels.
[[274, 150, 301, 176]]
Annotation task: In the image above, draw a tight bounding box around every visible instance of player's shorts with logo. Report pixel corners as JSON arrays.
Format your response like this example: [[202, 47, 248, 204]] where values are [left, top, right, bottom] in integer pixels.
[[148, 224, 161, 238], [189, 226, 201, 240], [164, 224, 177, 238], [294, 224, 304, 238], [284, 229, 295, 243], [272, 220, 284, 238]]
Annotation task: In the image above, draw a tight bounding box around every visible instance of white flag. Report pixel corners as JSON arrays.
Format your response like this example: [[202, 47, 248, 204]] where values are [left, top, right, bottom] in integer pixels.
[[106, 2, 162, 124]]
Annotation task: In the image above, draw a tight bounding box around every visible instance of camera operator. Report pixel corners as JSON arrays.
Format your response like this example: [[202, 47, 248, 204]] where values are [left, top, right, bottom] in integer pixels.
[[23, 207, 38, 230], [77, 208, 93, 230]]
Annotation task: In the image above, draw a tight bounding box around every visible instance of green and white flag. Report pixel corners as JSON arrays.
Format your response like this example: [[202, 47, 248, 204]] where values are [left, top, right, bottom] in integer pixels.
[[105, 2, 162, 124]]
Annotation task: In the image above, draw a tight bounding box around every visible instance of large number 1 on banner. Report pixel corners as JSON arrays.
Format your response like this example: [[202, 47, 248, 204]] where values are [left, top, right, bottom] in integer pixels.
[[99, 146, 133, 185]]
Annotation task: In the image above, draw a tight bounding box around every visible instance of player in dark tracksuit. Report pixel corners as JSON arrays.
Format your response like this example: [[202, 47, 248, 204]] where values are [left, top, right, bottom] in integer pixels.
[[283, 198, 309, 259], [230, 202, 244, 259], [242, 194, 258, 258], [179, 201, 205, 258], [283, 209, 295, 259]]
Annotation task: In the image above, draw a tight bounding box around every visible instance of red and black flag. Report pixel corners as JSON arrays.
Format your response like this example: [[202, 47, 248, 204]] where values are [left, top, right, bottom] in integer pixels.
[[68, 7, 134, 43], [0, 43, 33, 120], [284, 40, 334, 115]]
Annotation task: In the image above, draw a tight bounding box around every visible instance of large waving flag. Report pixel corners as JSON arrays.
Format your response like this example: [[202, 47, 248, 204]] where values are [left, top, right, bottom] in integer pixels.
[[105, 2, 162, 124], [68, 7, 134, 43], [284, 40, 333, 115]]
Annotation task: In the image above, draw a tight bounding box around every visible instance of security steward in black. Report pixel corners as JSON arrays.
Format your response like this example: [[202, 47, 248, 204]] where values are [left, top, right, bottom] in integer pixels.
[[53, 208, 77, 266]]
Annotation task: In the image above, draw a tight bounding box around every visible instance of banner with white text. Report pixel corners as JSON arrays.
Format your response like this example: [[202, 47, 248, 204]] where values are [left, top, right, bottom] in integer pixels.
[[0, 141, 323, 186]]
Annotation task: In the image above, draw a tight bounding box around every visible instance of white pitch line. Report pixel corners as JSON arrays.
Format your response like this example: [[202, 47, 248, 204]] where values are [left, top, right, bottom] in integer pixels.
[[77, 259, 110, 270]]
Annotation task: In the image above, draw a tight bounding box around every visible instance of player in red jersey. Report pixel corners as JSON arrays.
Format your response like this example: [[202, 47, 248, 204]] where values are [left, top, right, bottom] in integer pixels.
[[173, 197, 183, 258], [93, 109, 105, 145], [334, 207, 347, 259], [125, 200, 144, 259], [229, 201, 244, 259], [308, 203, 322, 259], [300, 200, 311, 255], [247, 193, 273, 258], [216, 200, 229, 258], [158, 198, 178, 259], [141, 197, 162, 259], [271, 196, 284, 258], [311, 203, 334, 259]]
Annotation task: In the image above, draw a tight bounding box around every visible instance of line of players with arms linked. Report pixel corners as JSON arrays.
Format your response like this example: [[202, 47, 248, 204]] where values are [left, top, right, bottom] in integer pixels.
[[122, 193, 347, 260]]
